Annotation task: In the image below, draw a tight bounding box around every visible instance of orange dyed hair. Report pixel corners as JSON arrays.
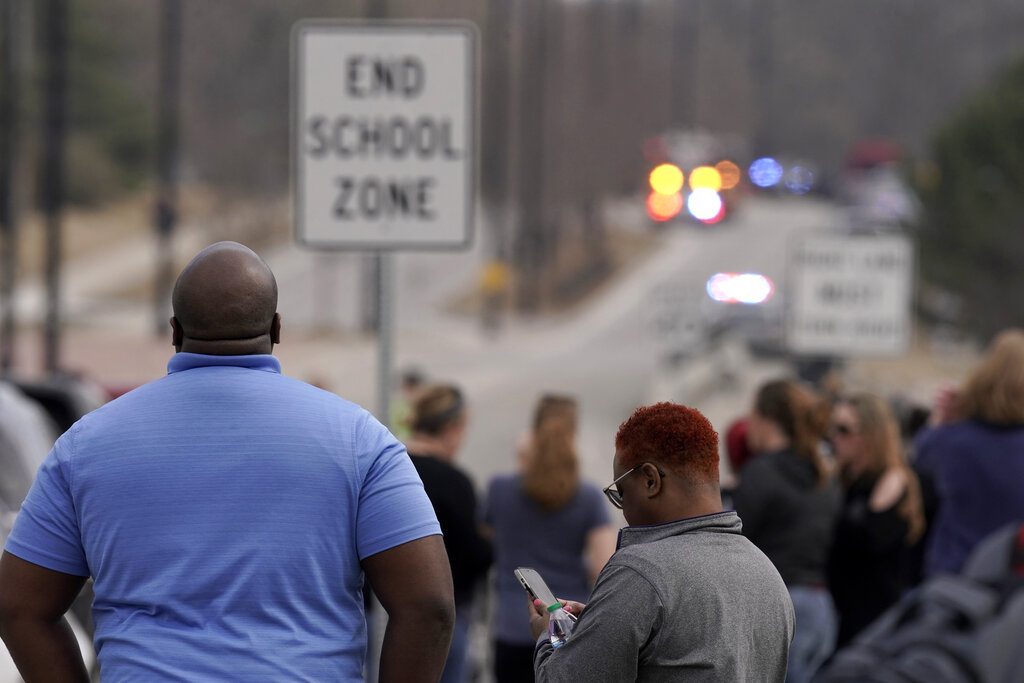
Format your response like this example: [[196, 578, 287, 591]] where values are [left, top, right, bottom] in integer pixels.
[[615, 402, 719, 482]]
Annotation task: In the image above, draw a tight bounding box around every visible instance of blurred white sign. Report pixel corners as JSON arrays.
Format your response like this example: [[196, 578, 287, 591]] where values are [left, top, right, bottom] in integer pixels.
[[787, 234, 913, 356], [292, 22, 476, 250], [648, 282, 706, 355]]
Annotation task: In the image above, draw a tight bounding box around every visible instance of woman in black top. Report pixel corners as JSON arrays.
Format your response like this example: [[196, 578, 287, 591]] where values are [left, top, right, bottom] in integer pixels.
[[406, 384, 493, 683], [733, 379, 840, 683], [827, 393, 925, 649]]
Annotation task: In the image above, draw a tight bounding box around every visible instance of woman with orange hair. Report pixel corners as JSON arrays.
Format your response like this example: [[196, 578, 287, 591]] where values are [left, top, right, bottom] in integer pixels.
[[914, 328, 1024, 576]]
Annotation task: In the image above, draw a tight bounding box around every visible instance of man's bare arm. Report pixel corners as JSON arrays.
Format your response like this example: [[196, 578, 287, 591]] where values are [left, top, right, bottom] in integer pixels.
[[0, 551, 89, 682], [363, 535, 455, 683]]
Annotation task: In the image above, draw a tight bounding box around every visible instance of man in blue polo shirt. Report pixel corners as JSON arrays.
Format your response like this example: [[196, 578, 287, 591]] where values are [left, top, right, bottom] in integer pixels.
[[0, 242, 455, 682]]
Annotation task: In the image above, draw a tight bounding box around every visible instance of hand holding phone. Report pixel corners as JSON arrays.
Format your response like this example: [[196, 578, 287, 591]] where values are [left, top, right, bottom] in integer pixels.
[[515, 567, 578, 622]]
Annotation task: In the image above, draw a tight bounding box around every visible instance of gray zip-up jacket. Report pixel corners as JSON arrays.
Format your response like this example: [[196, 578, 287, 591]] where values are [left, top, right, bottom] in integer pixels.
[[534, 511, 794, 682]]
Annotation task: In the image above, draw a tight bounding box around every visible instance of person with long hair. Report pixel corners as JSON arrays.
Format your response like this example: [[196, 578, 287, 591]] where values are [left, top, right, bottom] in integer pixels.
[[406, 384, 493, 683], [826, 392, 926, 648], [732, 379, 840, 683], [914, 328, 1024, 576], [484, 394, 616, 683]]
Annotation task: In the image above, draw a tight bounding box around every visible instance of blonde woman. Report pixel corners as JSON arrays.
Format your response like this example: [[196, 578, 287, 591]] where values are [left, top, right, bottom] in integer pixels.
[[826, 393, 926, 648], [915, 328, 1024, 576], [484, 395, 616, 683]]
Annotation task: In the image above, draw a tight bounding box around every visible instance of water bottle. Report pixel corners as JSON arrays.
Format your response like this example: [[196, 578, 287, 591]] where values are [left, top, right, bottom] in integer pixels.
[[547, 603, 575, 649]]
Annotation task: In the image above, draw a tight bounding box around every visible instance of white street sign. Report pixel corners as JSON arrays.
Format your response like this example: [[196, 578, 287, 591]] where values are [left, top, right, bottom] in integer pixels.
[[292, 21, 476, 250], [787, 234, 913, 356], [648, 281, 706, 355]]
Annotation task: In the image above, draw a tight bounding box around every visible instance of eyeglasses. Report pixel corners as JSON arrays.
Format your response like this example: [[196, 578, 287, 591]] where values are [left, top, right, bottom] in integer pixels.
[[831, 422, 857, 438], [602, 463, 666, 509]]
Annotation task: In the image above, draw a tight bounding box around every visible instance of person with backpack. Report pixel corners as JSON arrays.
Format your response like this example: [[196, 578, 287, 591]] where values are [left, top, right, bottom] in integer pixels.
[[817, 521, 1024, 682]]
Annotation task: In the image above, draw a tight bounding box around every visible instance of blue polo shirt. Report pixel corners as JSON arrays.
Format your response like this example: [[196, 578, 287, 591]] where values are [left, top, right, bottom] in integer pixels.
[[5, 353, 441, 681]]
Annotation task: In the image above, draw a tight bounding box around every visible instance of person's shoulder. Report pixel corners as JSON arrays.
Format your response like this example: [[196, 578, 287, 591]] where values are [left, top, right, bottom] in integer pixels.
[[408, 452, 434, 471], [279, 375, 366, 412], [605, 546, 660, 582], [736, 451, 780, 480], [488, 472, 518, 493], [410, 454, 462, 479], [69, 375, 170, 432], [720, 531, 790, 584], [869, 468, 909, 512], [576, 480, 609, 508], [916, 420, 1007, 459]]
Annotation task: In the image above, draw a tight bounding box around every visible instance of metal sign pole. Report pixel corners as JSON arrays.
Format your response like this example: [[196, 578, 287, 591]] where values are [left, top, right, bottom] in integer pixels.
[[154, 0, 182, 335], [0, 0, 22, 372], [43, 0, 68, 375], [376, 252, 393, 428]]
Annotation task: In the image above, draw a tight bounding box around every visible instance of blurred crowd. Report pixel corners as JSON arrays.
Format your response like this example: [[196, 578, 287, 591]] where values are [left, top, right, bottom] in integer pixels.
[[386, 327, 1024, 682], [3, 327, 1024, 681]]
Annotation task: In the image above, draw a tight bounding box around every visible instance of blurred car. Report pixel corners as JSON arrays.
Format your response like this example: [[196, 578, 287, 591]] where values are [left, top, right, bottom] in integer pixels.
[[0, 381, 58, 539], [841, 164, 922, 232], [840, 139, 921, 232], [703, 272, 787, 356], [643, 130, 749, 226]]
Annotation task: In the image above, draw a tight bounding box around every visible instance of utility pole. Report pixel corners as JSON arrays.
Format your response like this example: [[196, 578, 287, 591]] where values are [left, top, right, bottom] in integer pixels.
[[749, 0, 776, 156], [582, 0, 610, 275], [515, 0, 548, 313], [0, 0, 22, 372], [671, 0, 700, 129], [483, 0, 513, 261], [42, 0, 68, 375], [154, 0, 182, 334]]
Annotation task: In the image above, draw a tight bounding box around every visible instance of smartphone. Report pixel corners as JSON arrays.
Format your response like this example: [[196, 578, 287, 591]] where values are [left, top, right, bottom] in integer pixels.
[[514, 567, 577, 621]]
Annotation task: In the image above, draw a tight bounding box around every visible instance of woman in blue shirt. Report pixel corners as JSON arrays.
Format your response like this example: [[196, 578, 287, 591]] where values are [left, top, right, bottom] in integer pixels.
[[915, 328, 1024, 576], [484, 395, 616, 683]]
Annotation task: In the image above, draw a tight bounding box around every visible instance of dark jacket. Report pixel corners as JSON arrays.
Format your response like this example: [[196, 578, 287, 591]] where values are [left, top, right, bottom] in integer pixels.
[[914, 420, 1024, 576], [732, 448, 840, 586], [410, 454, 492, 605], [827, 473, 912, 647]]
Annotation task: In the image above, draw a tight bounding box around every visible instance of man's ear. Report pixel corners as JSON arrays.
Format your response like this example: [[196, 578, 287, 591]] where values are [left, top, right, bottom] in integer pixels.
[[270, 312, 282, 346], [641, 462, 663, 498], [170, 317, 183, 350]]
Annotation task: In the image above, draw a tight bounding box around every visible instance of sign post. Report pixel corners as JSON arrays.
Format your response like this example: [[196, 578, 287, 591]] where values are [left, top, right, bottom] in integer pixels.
[[787, 234, 914, 357], [292, 21, 477, 424]]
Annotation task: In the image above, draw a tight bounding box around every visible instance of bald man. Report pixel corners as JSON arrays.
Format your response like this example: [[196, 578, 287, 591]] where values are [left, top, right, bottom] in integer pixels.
[[0, 242, 455, 682]]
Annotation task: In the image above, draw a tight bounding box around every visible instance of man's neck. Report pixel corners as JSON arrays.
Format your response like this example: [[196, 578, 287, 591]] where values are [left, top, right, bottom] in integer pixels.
[[179, 336, 273, 356]]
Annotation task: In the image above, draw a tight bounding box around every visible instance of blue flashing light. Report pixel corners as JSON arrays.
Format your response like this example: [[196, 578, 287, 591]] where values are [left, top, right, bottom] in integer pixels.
[[749, 157, 784, 188], [785, 165, 815, 195]]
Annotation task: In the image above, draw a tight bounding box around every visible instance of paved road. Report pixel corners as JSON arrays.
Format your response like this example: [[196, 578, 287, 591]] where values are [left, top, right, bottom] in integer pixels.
[[10, 194, 840, 485], [257, 195, 839, 489]]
